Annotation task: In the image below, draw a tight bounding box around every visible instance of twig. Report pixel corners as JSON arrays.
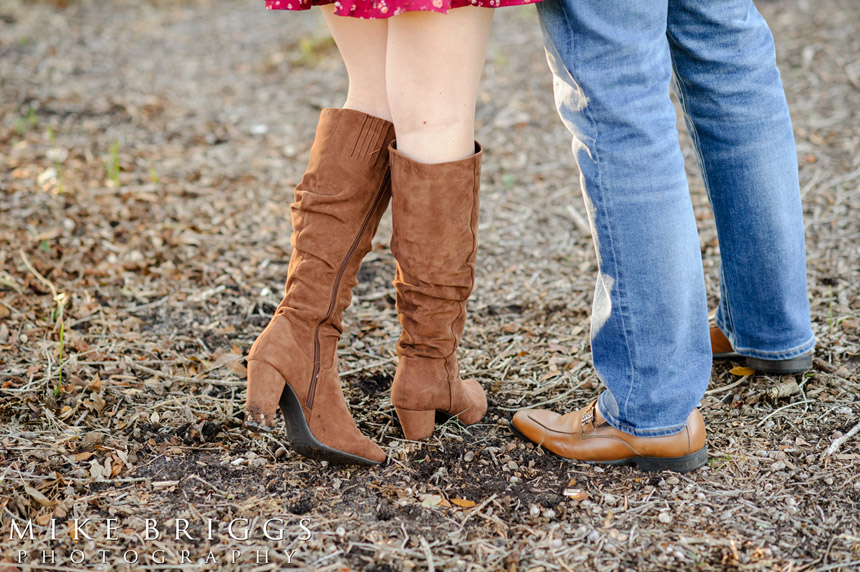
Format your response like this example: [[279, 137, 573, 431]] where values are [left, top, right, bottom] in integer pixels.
[[340, 356, 397, 377], [186, 474, 229, 496], [19, 248, 68, 331], [124, 295, 169, 314], [125, 359, 243, 387], [0, 273, 24, 294], [420, 536, 436, 572], [825, 420, 860, 456], [458, 493, 498, 529], [704, 377, 748, 395], [813, 357, 838, 373], [757, 399, 815, 427], [566, 205, 592, 238]]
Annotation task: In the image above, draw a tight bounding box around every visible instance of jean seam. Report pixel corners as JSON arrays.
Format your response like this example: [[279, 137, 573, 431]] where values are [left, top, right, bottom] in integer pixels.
[[667, 37, 738, 346], [550, 1, 637, 425]]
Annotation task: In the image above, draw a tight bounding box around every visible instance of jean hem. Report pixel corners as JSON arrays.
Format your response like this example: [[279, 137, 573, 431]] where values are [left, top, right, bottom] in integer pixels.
[[596, 399, 690, 438], [714, 320, 816, 360]]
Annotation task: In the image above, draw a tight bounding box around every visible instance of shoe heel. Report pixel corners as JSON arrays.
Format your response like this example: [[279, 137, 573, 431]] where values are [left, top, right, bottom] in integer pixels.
[[745, 354, 812, 375], [395, 408, 436, 441], [245, 360, 286, 431], [633, 446, 709, 473]]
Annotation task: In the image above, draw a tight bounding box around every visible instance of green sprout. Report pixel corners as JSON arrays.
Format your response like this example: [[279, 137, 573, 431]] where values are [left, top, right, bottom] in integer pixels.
[[105, 141, 121, 186], [15, 106, 38, 135], [54, 323, 64, 398]]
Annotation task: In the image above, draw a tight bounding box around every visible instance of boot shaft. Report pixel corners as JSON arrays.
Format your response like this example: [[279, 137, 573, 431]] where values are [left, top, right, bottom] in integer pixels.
[[389, 143, 482, 360], [278, 108, 395, 329]]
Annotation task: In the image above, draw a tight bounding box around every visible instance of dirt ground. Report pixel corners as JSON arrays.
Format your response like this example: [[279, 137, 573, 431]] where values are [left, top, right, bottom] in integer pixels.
[[1, 0, 859, 570]]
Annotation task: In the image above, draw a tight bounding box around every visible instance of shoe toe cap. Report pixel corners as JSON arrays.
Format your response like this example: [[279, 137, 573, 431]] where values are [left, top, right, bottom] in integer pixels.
[[512, 409, 562, 443]]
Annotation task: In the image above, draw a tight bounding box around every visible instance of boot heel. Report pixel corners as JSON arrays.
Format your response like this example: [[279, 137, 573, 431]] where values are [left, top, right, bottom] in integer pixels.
[[245, 360, 286, 431], [395, 408, 436, 441]]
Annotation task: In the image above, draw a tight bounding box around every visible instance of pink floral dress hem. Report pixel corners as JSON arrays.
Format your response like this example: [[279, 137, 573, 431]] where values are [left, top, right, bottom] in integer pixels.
[[266, 0, 539, 19]]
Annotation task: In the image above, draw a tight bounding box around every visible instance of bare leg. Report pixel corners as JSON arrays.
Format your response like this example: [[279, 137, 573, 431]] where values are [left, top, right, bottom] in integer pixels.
[[321, 6, 391, 121], [386, 8, 494, 163]]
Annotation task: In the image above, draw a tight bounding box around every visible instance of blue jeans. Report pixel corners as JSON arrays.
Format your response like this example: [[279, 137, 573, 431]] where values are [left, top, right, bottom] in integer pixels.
[[537, 0, 815, 436]]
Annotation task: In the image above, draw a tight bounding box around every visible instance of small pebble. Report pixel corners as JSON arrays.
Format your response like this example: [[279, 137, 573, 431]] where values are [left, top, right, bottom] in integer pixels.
[[771, 461, 787, 471], [336, 526, 346, 537], [587, 530, 601, 543], [542, 509, 556, 519], [275, 447, 287, 459], [463, 451, 475, 462], [658, 512, 673, 524], [507, 460, 518, 470], [529, 504, 541, 517], [666, 476, 680, 486]]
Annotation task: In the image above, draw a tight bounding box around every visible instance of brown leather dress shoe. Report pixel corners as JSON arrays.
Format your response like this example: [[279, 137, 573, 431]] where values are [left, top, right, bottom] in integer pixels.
[[710, 326, 812, 375], [511, 401, 708, 473]]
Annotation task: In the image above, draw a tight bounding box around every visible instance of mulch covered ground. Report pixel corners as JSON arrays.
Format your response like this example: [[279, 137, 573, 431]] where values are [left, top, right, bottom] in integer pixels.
[[1, 0, 859, 570]]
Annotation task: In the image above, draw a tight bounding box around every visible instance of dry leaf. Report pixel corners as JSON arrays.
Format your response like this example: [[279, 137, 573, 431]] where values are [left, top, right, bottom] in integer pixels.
[[25, 486, 57, 507], [729, 366, 755, 376], [450, 498, 476, 508], [87, 375, 102, 392], [227, 360, 247, 376], [111, 457, 124, 477], [563, 488, 589, 501], [420, 494, 443, 508]]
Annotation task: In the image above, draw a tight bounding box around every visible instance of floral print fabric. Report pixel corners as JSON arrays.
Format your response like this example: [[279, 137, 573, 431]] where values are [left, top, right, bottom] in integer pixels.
[[266, 0, 539, 19]]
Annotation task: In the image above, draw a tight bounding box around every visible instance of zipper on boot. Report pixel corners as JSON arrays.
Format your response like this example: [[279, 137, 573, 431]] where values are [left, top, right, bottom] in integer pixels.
[[306, 172, 391, 410]]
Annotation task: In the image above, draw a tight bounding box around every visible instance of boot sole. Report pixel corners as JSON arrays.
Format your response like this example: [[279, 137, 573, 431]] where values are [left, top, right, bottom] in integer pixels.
[[713, 351, 812, 374], [508, 421, 708, 473], [278, 380, 381, 466]]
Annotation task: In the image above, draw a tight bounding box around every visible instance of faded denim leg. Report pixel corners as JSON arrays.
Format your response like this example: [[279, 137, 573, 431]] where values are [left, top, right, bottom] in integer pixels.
[[537, 0, 711, 436], [667, 0, 815, 360]]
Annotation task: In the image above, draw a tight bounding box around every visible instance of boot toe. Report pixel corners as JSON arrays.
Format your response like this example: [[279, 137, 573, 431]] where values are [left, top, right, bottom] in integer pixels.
[[358, 439, 387, 464]]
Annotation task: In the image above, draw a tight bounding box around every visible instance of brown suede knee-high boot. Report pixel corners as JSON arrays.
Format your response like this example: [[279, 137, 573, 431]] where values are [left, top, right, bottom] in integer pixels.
[[388, 143, 488, 441], [245, 108, 395, 465]]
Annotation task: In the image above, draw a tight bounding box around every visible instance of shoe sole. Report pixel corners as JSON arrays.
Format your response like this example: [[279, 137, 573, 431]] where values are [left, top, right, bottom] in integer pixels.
[[508, 421, 708, 473], [277, 381, 381, 466], [713, 351, 813, 375]]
